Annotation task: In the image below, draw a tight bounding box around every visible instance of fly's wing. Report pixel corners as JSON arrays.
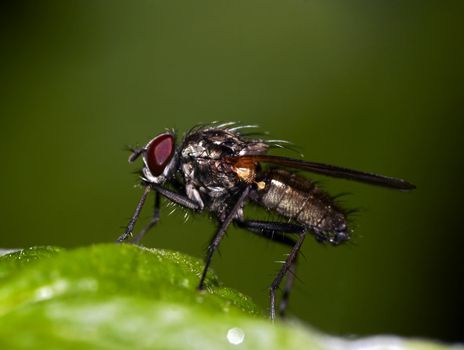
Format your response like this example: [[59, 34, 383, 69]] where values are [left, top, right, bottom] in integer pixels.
[[228, 155, 415, 191]]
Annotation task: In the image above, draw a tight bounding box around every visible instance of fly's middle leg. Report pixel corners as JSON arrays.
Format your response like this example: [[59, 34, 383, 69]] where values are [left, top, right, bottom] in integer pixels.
[[197, 186, 251, 290]]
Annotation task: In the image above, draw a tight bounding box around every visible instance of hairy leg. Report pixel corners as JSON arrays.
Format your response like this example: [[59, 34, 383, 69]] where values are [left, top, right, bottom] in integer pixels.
[[236, 219, 304, 318]]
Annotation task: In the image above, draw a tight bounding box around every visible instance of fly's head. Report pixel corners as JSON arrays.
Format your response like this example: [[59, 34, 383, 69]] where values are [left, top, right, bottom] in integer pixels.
[[133, 132, 178, 185]]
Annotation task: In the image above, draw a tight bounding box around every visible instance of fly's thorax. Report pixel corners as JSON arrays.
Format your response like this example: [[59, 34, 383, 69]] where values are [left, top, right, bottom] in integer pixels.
[[251, 168, 349, 245], [179, 128, 268, 192], [178, 127, 267, 217]]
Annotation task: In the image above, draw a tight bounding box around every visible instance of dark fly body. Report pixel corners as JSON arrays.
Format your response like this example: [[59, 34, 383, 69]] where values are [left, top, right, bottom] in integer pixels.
[[117, 122, 415, 319]]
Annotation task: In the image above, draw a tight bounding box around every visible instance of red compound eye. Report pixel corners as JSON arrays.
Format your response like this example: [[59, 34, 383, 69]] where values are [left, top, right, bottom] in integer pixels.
[[146, 133, 175, 176]]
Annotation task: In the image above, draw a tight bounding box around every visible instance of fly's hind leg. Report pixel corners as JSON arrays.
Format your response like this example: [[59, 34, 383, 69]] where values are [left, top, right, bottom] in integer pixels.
[[269, 232, 306, 320], [235, 219, 306, 319], [278, 255, 297, 317]]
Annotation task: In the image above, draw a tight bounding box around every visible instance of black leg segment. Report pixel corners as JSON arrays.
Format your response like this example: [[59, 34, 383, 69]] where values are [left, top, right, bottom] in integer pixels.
[[269, 232, 306, 321], [131, 191, 161, 244], [127, 147, 145, 163], [151, 184, 201, 211], [117, 184, 202, 243], [235, 220, 305, 235], [235, 219, 305, 318], [278, 257, 297, 318], [197, 185, 251, 290], [116, 185, 151, 243]]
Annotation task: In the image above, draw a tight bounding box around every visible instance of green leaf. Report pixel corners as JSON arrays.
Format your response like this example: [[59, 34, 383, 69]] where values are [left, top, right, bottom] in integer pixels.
[[0, 244, 459, 350], [0, 246, 62, 282]]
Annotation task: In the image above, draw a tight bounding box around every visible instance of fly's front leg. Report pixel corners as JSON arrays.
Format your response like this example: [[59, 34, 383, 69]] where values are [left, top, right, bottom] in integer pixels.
[[131, 184, 204, 244], [127, 147, 146, 163], [235, 219, 304, 318], [116, 184, 201, 243], [130, 191, 161, 244], [152, 184, 201, 211], [116, 185, 151, 243]]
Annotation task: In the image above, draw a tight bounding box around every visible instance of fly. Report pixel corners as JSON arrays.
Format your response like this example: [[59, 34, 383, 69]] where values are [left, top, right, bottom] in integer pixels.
[[116, 122, 415, 320]]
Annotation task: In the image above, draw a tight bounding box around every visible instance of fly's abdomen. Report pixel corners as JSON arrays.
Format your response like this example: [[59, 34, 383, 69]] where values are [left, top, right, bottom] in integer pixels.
[[251, 168, 348, 243]]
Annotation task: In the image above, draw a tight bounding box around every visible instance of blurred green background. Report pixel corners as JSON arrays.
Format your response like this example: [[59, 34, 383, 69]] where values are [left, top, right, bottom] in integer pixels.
[[1, 0, 463, 342]]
